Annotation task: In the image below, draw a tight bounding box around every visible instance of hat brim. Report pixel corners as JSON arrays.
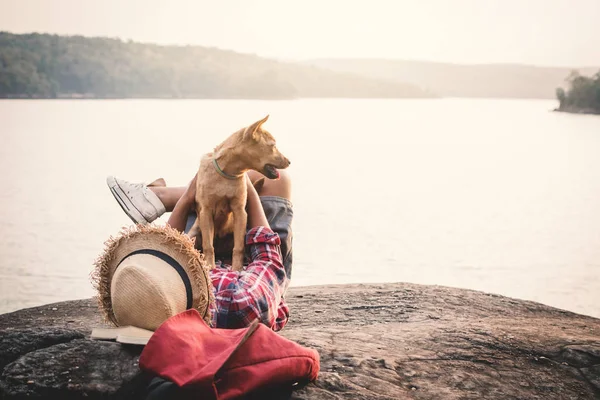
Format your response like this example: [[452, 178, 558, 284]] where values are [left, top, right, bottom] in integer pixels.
[[91, 224, 214, 328]]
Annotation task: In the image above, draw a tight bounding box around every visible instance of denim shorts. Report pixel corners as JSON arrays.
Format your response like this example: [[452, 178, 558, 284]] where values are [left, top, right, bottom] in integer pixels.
[[184, 196, 294, 278]]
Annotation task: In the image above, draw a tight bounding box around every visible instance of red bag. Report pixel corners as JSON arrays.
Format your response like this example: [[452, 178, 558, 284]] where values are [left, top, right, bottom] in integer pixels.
[[139, 309, 320, 399]]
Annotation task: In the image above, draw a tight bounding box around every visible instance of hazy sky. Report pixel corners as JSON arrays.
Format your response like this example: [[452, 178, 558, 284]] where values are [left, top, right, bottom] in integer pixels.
[[1, 0, 599, 66]]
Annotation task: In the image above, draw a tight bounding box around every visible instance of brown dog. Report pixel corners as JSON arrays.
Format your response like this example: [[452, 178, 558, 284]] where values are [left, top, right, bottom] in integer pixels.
[[187, 115, 290, 271]]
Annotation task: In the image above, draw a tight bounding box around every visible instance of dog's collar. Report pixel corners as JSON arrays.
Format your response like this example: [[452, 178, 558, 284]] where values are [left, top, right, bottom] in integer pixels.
[[212, 157, 243, 180]]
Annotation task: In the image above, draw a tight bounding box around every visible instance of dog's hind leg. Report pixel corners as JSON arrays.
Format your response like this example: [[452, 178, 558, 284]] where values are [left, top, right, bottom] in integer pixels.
[[187, 217, 201, 239], [231, 206, 248, 272], [187, 204, 202, 240]]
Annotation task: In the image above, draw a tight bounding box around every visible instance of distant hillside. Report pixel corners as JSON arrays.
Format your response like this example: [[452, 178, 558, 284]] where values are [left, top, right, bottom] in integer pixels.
[[308, 59, 600, 99], [0, 32, 431, 99]]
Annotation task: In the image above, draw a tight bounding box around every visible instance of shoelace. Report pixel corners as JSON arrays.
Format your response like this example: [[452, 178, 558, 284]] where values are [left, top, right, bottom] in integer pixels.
[[127, 183, 147, 198]]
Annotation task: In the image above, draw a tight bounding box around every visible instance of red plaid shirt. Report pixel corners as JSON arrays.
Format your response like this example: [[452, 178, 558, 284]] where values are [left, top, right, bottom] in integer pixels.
[[208, 226, 290, 331]]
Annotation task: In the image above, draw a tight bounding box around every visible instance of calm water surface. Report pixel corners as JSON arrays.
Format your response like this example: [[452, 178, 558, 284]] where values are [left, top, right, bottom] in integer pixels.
[[1, 99, 600, 317]]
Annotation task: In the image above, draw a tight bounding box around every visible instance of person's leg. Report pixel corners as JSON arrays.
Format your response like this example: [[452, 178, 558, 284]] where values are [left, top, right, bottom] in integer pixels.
[[247, 170, 291, 200], [148, 169, 292, 214], [107, 173, 293, 274], [107, 176, 187, 224], [106, 176, 167, 225], [148, 186, 186, 213], [148, 185, 196, 234]]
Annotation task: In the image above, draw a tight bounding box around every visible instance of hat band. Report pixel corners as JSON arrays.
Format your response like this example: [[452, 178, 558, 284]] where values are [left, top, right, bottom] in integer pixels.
[[117, 249, 193, 310]]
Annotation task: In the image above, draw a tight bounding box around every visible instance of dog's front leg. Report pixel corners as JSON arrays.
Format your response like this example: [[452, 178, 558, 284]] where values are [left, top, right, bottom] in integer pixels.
[[199, 208, 216, 269], [231, 206, 248, 272]]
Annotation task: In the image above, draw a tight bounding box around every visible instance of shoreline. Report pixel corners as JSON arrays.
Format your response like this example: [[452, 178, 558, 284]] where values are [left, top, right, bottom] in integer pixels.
[[1, 281, 599, 319], [554, 107, 600, 115], [0, 95, 436, 100], [1, 282, 599, 399], [3, 280, 599, 320]]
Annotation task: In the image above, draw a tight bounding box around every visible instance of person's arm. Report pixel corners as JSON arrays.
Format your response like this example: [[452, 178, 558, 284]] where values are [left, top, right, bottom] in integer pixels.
[[245, 175, 270, 229], [210, 175, 289, 330], [167, 174, 197, 232]]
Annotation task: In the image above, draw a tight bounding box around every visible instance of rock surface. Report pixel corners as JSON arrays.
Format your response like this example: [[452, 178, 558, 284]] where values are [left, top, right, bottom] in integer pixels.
[[1, 283, 599, 399]]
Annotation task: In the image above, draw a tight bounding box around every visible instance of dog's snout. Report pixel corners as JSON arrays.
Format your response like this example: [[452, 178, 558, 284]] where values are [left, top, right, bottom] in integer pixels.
[[285, 157, 291, 166]]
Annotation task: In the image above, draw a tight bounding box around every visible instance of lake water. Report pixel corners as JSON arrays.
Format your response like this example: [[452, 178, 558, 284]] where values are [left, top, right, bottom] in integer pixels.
[[1, 98, 600, 318]]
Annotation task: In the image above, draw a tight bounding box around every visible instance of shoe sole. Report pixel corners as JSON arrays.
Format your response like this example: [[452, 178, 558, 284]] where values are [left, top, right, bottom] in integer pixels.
[[106, 176, 149, 225]]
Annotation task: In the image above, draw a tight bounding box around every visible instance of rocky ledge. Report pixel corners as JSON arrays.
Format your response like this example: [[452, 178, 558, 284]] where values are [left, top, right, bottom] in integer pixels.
[[1, 283, 599, 399]]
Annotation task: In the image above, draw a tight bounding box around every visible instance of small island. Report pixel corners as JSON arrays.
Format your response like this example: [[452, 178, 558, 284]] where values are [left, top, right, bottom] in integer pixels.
[[555, 70, 600, 115]]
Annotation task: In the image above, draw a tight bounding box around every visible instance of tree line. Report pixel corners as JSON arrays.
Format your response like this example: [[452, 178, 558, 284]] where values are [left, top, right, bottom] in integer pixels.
[[0, 32, 430, 99]]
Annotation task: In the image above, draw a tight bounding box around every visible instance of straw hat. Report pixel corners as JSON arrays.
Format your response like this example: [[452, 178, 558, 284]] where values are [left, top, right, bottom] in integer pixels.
[[91, 224, 214, 331]]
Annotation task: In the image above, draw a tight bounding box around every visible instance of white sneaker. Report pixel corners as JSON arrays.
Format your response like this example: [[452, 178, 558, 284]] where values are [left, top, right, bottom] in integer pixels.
[[106, 176, 166, 224]]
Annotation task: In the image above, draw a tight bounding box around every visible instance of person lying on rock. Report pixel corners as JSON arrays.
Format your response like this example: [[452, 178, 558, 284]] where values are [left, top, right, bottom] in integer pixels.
[[102, 170, 293, 331]]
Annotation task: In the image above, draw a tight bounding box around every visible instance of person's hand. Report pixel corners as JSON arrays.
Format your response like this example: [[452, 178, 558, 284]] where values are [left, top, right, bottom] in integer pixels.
[[183, 173, 198, 203], [167, 173, 198, 233]]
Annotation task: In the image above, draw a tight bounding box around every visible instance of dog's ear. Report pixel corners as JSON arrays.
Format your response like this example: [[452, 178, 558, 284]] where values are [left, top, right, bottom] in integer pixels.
[[243, 115, 269, 141]]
